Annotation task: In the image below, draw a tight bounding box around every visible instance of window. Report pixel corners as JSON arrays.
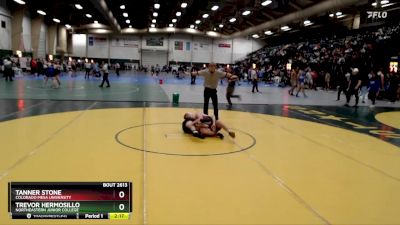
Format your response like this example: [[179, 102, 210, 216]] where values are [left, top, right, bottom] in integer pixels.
[[1, 21, 5, 28]]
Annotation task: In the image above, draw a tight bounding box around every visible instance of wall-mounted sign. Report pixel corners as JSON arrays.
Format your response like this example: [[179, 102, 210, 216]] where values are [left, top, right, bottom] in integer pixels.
[[146, 37, 164, 47], [193, 42, 209, 50], [174, 41, 183, 50], [88, 36, 107, 46], [186, 42, 191, 51], [111, 38, 139, 48], [218, 43, 231, 48]]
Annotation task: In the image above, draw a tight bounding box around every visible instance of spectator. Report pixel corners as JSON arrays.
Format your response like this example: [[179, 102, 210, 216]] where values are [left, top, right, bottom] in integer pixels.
[[345, 68, 362, 108], [3, 57, 13, 82], [367, 70, 380, 108], [99, 62, 110, 88], [296, 68, 307, 98], [115, 62, 120, 77], [387, 71, 399, 104], [250, 67, 260, 93]]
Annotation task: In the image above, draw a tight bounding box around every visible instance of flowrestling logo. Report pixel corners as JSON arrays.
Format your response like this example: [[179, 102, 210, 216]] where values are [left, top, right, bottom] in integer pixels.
[[367, 11, 388, 19]]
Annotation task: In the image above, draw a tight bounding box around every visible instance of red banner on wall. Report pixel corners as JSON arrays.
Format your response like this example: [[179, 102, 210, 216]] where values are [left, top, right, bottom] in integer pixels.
[[218, 43, 231, 48]]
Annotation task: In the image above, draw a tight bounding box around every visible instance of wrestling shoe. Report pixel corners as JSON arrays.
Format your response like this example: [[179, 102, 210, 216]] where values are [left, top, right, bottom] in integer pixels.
[[216, 133, 224, 139], [193, 131, 205, 139]]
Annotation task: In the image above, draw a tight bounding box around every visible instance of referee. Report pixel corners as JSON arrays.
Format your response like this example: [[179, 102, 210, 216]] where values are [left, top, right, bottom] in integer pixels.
[[192, 63, 237, 120]]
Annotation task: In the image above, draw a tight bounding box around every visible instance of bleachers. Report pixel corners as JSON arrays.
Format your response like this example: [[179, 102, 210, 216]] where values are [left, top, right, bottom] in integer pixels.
[[237, 22, 400, 87]]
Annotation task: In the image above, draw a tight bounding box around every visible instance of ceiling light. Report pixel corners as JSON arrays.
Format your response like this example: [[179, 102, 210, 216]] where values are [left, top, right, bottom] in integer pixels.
[[53, 18, 60, 23], [304, 20, 313, 26], [261, 0, 272, 6], [281, 26, 291, 31], [329, 13, 334, 17], [75, 4, 82, 10], [37, 10, 46, 15], [176, 12, 182, 17], [154, 3, 160, 9], [95, 29, 112, 34], [86, 14, 92, 18], [151, 24, 155, 28], [252, 34, 260, 38], [336, 12, 342, 16], [187, 28, 196, 33], [265, 30, 273, 35], [123, 12, 128, 17], [214, 28, 216, 31], [337, 14, 346, 18], [206, 31, 218, 37], [65, 24, 71, 29], [190, 24, 194, 28], [13, 0, 25, 5], [203, 14, 209, 18], [126, 19, 130, 24], [242, 10, 251, 16], [153, 12, 158, 17], [152, 19, 156, 23], [372, 1, 393, 7], [211, 5, 219, 11], [129, 25, 132, 28], [172, 19, 177, 23], [181, 2, 188, 8], [167, 27, 175, 32], [93, 22, 101, 28], [229, 18, 236, 23], [169, 24, 174, 27], [195, 20, 201, 24], [382, 2, 394, 7], [120, 5, 125, 9], [219, 24, 224, 28]]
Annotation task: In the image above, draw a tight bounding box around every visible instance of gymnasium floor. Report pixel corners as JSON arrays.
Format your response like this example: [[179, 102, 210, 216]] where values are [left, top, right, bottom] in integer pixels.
[[0, 71, 400, 225]]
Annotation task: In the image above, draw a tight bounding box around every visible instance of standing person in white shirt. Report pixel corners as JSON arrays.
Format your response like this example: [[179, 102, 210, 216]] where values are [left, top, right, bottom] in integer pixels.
[[3, 57, 13, 82], [115, 62, 120, 77], [250, 67, 259, 93], [99, 62, 110, 88], [84, 61, 91, 79]]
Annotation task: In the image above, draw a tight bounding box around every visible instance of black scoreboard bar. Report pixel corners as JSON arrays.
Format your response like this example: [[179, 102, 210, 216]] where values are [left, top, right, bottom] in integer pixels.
[[8, 182, 132, 220]]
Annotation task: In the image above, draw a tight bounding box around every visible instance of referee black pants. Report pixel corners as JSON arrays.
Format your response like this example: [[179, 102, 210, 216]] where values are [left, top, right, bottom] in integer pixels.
[[100, 73, 110, 87], [204, 87, 219, 120], [346, 88, 359, 105]]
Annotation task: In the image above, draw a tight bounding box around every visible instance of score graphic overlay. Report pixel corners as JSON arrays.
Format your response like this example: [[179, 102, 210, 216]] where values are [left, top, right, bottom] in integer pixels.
[[8, 182, 132, 220]]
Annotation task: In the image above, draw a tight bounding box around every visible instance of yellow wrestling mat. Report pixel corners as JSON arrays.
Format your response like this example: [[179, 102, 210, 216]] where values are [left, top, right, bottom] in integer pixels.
[[1, 107, 400, 225], [375, 111, 400, 129]]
